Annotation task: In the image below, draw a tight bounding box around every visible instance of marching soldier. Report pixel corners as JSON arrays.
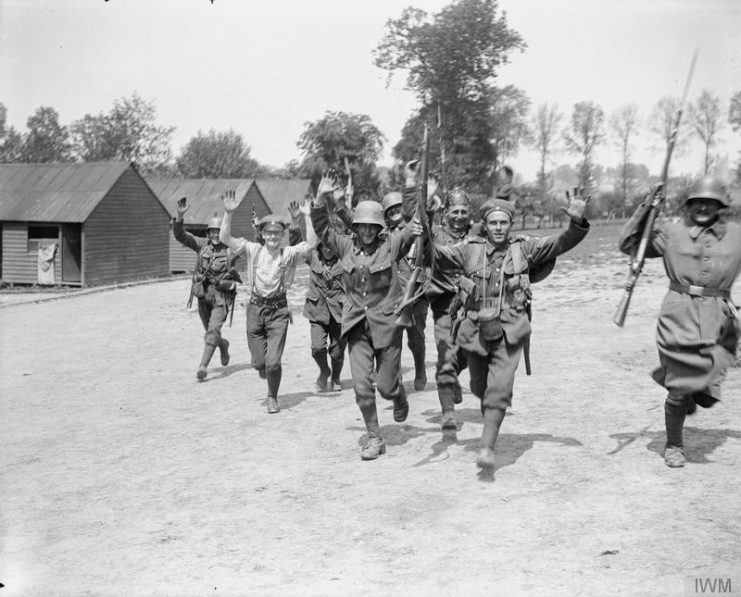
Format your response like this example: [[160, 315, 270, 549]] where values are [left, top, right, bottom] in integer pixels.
[[618, 175, 741, 468], [382, 187, 429, 391], [414, 192, 590, 468], [311, 174, 415, 461], [173, 198, 240, 381], [220, 191, 316, 414]]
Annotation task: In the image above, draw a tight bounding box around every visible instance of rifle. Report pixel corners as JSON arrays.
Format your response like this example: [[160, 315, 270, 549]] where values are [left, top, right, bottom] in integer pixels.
[[613, 49, 698, 327], [186, 249, 199, 309], [437, 103, 446, 193], [343, 156, 353, 211], [395, 124, 431, 328]]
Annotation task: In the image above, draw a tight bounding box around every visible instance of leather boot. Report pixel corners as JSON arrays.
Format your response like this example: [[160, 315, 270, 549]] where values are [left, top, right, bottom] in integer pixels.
[[219, 338, 230, 367], [392, 383, 409, 423], [413, 348, 427, 391], [476, 408, 505, 469], [664, 397, 687, 451], [266, 367, 282, 402], [266, 395, 280, 414], [357, 398, 384, 460], [312, 349, 331, 392], [438, 385, 457, 430], [330, 356, 343, 391], [197, 341, 218, 381]]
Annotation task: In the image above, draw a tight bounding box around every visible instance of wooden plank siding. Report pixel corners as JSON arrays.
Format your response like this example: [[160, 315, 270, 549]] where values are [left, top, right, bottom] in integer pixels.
[[84, 169, 170, 286], [0, 222, 63, 284]]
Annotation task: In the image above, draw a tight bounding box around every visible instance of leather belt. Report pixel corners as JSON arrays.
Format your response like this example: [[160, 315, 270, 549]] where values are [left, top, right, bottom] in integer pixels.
[[669, 281, 730, 299], [250, 293, 288, 308]]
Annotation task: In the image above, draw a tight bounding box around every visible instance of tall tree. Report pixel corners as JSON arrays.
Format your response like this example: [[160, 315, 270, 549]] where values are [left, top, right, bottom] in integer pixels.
[[609, 103, 640, 211], [688, 89, 723, 174], [22, 106, 71, 163], [374, 0, 525, 193], [563, 101, 606, 189], [297, 111, 385, 200], [488, 85, 530, 184], [728, 90, 741, 183], [648, 96, 691, 161], [0, 103, 25, 162], [176, 129, 265, 178], [528, 102, 562, 200], [70, 93, 174, 174]]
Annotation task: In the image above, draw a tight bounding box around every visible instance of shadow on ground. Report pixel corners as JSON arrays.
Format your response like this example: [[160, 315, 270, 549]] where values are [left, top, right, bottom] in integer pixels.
[[608, 426, 741, 463]]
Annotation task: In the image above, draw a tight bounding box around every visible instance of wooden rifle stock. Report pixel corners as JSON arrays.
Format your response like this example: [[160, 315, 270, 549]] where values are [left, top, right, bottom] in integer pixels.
[[612, 49, 697, 327], [395, 124, 431, 328]]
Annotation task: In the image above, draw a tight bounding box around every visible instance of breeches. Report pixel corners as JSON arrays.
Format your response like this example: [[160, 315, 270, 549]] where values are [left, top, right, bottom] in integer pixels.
[[347, 319, 403, 405], [432, 309, 466, 387], [246, 303, 290, 372], [310, 318, 346, 362], [465, 339, 523, 412], [404, 298, 428, 354], [198, 299, 227, 346]]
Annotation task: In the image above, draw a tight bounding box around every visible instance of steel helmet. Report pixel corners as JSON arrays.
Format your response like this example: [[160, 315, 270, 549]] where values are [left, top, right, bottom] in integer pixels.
[[446, 188, 470, 209], [207, 216, 222, 230], [687, 176, 730, 207], [352, 201, 385, 228], [381, 191, 403, 212]]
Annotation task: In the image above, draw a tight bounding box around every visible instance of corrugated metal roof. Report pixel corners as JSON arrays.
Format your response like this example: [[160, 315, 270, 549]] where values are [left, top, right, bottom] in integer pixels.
[[255, 179, 312, 219], [147, 178, 258, 225], [0, 162, 131, 222]]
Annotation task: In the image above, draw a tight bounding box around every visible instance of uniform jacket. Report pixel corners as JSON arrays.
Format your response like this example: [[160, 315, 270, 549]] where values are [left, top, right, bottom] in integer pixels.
[[311, 203, 415, 348], [618, 203, 741, 352], [174, 219, 234, 307], [303, 246, 345, 325], [437, 219, 589, 356]]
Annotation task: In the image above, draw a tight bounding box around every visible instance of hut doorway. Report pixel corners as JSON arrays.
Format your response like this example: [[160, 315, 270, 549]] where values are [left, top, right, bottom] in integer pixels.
[[61, 224, 82, 285]]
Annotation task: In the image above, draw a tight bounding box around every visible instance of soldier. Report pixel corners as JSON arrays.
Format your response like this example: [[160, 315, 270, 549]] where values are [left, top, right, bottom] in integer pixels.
[[618, 175, 741, 468], [382, 188, 429, 391], [219, 190, 316, 414], [414, 192, 590, 468], [173, 198, 240, 381], [311, 174, 416, 461]]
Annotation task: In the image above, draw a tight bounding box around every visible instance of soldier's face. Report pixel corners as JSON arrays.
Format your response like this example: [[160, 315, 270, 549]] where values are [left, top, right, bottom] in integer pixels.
[[262, 228, 283, 250], [484, 211, 512, 247], [688, 199, 722, 226], [385, 205, 402, 227], [320, 245, 335, 260], [446, 204, 470, 233], [207, 228, 220, 244], [356, 223, 381, 248]]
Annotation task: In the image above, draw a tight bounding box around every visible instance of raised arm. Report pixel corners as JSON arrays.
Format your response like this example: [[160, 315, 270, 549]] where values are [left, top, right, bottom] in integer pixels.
[[617, 189, 667, 258], [219, 189, 245, 252], [172, 197, 204, 252], [311, 172, 350, 256]]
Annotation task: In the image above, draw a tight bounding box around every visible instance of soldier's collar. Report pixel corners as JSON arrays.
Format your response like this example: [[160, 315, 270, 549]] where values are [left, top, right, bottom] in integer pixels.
[[689, 218, 726, 240]]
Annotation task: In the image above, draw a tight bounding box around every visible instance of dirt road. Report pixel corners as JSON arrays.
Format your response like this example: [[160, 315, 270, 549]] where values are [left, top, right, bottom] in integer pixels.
[[1, 250, 740, 596]]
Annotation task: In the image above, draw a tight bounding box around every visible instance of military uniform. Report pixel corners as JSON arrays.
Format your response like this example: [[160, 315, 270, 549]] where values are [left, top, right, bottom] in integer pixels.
[[173, 218, 238, 380], [303, 245, 347, 391], [437, 204, 588, 465], [618, 176, 740, 466], [311, 200, 415, 459]]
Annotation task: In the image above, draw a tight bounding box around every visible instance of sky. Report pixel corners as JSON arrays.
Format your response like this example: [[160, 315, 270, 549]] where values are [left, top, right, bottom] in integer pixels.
[[1, 0, 740, 182]]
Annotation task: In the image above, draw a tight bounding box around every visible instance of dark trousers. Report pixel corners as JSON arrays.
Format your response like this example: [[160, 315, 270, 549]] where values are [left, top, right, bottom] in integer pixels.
[[198, 299, 227, 347], [404, 298, 428, 357], [246, 303, 290, 396], [431, 296, 467, 409], [466, 339, 523, 413], [310, 317, 346, 364]]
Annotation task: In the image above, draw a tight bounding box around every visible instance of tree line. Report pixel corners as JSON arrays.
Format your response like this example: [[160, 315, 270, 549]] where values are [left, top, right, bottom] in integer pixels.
[[1, 0, 740, 219]]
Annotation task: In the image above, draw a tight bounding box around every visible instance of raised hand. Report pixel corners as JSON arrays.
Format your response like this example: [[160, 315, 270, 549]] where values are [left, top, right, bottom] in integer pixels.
[[405, 159, 420, 184], [288, 200, 301, 223], [298, 198, 311, 215], [316, 171, 340, 197], [221, 189, 241, 214], [176, 197, 189, 217], [561, 187, 591, 220]]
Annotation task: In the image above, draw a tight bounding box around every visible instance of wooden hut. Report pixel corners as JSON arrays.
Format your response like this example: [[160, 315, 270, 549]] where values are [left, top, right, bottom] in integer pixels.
[[0, 162, 170, 287], [147, 178, 268, 273]]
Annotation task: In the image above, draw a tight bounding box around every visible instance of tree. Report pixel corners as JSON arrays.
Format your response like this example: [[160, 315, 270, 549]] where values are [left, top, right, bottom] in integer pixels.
[[648, 96, 692, 163], [374, 0, 525, 193], [70, 93, 174, 174], [0, 103, 25, 162], [528, 102, 563, 201], [563, 101, 606, 189], [609, 103, 640, 213], [176, 129, 265, 178], [22, 106, 71, 163], [688, 89, 723, 175], [488, 85, 530, 186], [297, 111, 385, 200], [728, 90, 741, 184]]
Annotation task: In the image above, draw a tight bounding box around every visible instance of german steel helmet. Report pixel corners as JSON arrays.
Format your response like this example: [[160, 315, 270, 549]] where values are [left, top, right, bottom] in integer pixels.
[[207, 215, 221, 230], [352, 201, 385, 227], [687, 176, 730, 207], [381, 191, 403, 212]]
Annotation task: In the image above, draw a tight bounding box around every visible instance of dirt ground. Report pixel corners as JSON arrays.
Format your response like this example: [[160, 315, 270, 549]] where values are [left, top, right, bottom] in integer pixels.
[[1, 236, 740, 596]]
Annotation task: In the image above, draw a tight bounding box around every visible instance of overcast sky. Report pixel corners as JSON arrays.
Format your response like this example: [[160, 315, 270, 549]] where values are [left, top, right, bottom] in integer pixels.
[[1, 0, 740, 180]]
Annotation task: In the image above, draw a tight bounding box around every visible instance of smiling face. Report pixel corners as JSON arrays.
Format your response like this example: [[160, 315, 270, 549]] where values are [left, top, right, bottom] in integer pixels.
[[355, 223, 381, 249], [445, 203, 471, 234], [687, 198, 722, 227], [385, 205, 403, 227], [207, 228, 220, 244], [261, 226, 283, 250], [484, 210, 512, 248]]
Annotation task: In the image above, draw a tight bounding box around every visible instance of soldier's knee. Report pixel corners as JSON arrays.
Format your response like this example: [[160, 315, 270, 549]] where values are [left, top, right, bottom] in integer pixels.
[[665, 392, 690, 411]]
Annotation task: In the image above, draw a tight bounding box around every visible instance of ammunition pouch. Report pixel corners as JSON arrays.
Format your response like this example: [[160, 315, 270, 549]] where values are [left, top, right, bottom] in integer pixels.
[[478, 306, 503, 342]]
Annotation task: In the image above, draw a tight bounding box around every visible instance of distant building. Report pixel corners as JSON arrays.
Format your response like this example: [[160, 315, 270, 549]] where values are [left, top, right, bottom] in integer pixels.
[[255, 178, 312, 238], [0, 162, 170, 287], [147, 178, 268, 273]]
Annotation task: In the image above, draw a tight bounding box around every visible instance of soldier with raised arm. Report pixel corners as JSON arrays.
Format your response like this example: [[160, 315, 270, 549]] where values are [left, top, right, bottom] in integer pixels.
[[220, 190, 316, 414], [173, 198, 240, 381], [311, 173, 416, 461]]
